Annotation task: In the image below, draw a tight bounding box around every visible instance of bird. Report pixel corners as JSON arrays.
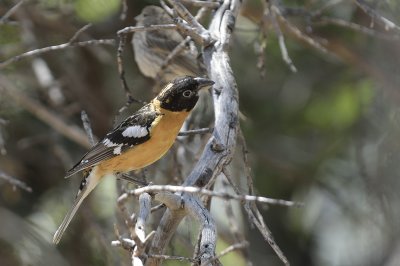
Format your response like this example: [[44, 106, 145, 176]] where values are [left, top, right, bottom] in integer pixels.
[[132, 5, 213, 155], [132, 5, 204, 85], [53, 76, 214, 244]]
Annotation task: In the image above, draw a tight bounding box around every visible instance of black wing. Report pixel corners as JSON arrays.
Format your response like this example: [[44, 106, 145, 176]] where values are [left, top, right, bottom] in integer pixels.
[[66, 104, 161, 177]]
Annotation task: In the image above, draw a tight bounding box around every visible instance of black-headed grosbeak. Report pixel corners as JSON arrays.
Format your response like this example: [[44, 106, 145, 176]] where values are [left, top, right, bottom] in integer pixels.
[[132, 6, 212, 129], [53, 76, 214, 244]]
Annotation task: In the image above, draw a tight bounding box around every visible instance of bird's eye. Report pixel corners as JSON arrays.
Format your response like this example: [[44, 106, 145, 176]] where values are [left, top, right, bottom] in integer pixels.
[[182, 90, 192, 98]]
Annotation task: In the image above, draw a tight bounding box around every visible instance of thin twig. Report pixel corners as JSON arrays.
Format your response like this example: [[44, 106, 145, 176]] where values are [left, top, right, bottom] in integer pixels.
[[0, 39, 115, 69], [355, 0, 400, 31], [160, 0, 174, 16], [237, 130, 254, 196], [178, 128, 213, 136], [155, 34, 192, 83], [174, 18, 210, 46], [184, 194, 217, 265], [155, 6, 208, 82], [203, 241, 249, 265], [272, 5, 332, 56], [0, 0, 25, 23], [314, 17, 400, 40], [221, 177, 246, 242], [136, 193, 151, 243], [113, 225, 136, 251], [167, 0, 207, 31], [0, 170, 32, 192], [236, 129, 290, 265], [111, 237, 136, 249], [222, 172, 253, 265], [151, 203, 165, 213], [116, 31, 146, 111], [116, 33, 131, 100], [120, 0, 128, 21], [117, 173, 149, 186], [224, 170, 290, 266], [125, 185, 303, 207], [117, 193, 145, 265], [180, 0, 220, 9], [68, 23, 92, 44], [167, 0, 213, 45], [147, 254, 195, 263], [80, 110, 95, 146], [117, 24, 177, 35], [268, 4, 297, 72], [255, 19, 268, 78], [311, 0, 344, 18]]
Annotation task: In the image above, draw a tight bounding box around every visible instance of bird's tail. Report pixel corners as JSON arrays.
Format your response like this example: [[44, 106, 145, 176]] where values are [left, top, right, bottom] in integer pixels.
[[53, 168, 102, 244]]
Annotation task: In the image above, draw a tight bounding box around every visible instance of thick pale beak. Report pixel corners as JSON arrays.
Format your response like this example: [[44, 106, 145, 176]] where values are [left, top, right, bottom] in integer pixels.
[[194, 77, 215, 90]]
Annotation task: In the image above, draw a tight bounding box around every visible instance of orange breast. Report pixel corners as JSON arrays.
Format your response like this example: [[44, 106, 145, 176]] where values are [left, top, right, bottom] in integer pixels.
[[96, 109, 189, 176]]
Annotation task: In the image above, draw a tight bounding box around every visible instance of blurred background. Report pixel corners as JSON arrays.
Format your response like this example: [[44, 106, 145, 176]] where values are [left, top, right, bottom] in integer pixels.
[[1, 0, 400, 265]]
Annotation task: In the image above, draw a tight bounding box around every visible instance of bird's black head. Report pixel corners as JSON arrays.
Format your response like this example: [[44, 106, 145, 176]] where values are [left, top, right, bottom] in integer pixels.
[[156, 76, 214, 112]]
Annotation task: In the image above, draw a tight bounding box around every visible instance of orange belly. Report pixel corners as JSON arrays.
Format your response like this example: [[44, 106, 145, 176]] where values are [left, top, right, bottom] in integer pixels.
[[96, 109, 189, 176]]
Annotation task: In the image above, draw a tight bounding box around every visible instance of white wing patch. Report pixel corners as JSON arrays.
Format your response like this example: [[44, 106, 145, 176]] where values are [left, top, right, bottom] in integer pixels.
[[103, 138, 118, 147], [113, 145, 123, 155], [122, 125, 148, 138]]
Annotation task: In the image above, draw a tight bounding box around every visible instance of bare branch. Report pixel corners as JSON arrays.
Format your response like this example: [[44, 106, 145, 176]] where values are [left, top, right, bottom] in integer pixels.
[[148, 1, 242, 264], [135, 193, 151, 243], [167, 0, 212, 44], [116, 33, 132, 101], [117, 24, 177, 35], [124, 185, 303, 207], [0, 39, 115, 69], [154, 6, 208, 82], [180, 0, 220, 9], [276, 9, 333, 56], [80, 110, 96, 147], [311, 0, 344, 18], [174, 18, 210, 46], [68, 23, 92, 44], [268, 4, 297, 72], [235, 130, 290, 265], [150, 203, 165, 213], [116, 27, 151, 110], [220, 178, 247, 244], [117, 173, 149, 186], [111, 237, 136, 249], [0, 0, 25, 23], [120, 0, 128, 21], [203, 241, 249, 265], [0, 170, 32, 192], [178, 128, 213, 136], [117, 192, 146, 265], [147, 254, 195, 263], [355, 0, 400, 31], [315, 16, 400, 40], [184, 194, 217, 264], [255, 29, 267, 78], [225, 172, 290, 265]]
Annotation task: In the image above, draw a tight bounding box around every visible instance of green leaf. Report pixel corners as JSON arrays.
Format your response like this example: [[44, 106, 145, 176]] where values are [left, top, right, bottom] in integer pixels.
[[304, 80, 374, 130], [75, 0, 120, 22]]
